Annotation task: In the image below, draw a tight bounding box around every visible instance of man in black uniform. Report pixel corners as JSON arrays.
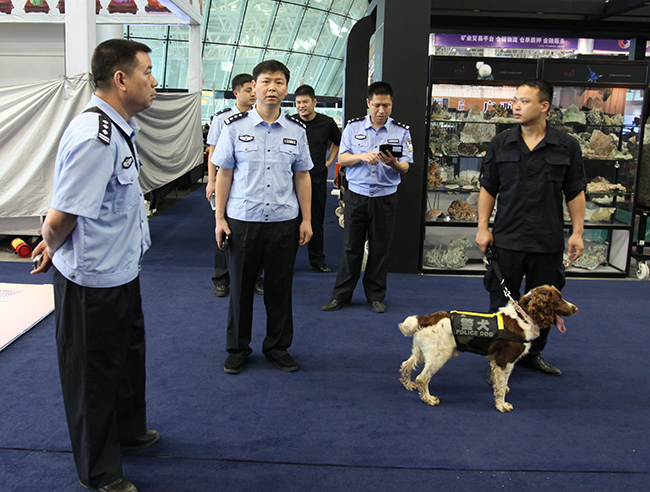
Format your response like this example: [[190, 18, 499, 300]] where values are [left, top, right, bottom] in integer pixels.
[[476, 78, 586, 376], [293, 84, 341, 272]]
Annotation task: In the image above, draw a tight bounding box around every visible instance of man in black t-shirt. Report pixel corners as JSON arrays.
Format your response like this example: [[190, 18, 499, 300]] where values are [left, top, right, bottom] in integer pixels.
[[293, 84, 341, 272], [476, 79, 586, 376]]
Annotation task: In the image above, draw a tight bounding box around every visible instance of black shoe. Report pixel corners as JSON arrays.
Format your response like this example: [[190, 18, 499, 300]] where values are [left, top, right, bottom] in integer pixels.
[[254, 279, 264, 295], [518, 355, 562, 375], [121, 429, 160, 452], [267, 353, 298, 372], [213, 285, 229, 297], [322, 298, 348, 311], [368, 300, 386, 313], [311, 264, 333, 273], [224, 354, 248, 374], [80, 477, 137, 492]]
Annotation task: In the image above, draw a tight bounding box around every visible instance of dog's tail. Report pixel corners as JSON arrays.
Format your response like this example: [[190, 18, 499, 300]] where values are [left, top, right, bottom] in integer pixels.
[[399, 315, 421, 337]]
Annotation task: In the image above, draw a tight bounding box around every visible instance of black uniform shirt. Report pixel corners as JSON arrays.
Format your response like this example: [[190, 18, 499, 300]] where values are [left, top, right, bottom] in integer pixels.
[[291, 112, 341, 184], [480, 125, 586, 253]]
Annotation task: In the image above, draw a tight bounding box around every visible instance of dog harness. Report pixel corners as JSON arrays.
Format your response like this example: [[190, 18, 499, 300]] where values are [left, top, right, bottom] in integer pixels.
[[450, 311, 524, 355]]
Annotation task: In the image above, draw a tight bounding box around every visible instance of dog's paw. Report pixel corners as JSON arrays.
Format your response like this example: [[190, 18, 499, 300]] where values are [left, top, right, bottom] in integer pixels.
[[496, 402, 513, 412], [402, 380, 416, 391], [421, 395, 440, 406]]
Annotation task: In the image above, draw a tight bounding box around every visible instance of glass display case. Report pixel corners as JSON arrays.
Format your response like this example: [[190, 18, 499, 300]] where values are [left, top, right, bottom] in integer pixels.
[[422, 56, 649, 277]]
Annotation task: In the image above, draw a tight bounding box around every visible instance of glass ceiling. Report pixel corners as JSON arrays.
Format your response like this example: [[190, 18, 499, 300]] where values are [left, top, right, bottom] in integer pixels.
[[125, 0, 368, 97]]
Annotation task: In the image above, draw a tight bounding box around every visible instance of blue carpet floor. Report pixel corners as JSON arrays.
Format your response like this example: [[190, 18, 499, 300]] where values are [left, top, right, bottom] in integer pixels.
[[1, 184, 649, 491]]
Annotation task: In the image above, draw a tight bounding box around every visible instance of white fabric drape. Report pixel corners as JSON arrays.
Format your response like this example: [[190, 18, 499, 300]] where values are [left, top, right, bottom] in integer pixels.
[[0, 73, 93, 223], [135, 91, 203, 194], [0, 75, 203, 233]]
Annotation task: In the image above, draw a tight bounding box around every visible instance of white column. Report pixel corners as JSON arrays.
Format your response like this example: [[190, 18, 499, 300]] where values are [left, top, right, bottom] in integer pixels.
[[188, 23, 203, 93], [64, 0, 96, 77]]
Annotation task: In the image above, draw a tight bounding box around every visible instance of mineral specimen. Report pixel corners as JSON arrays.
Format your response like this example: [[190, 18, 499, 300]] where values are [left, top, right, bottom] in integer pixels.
[[586, 109, 605, 126], [460, 122, 496, 144], [448, 199, 477, 220], [431, 101, 452, 120], [442, 134, 460, 156], [589, 207, 615, 222], [423, 237, 473, 269], [456, 142, 479, 157], [464, 105, 485, 121], [572, 244, 607, 270], [562, 105, 587, 125], [427, 159, 442, 188], [589, 129, 616, 156], [586, 177, 626, 194], [425, 209, 444, 221], [547, 105, 563, 124]]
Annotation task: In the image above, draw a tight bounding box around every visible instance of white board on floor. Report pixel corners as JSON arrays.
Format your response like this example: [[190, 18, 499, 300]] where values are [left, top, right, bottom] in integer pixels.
[[0, 283, 54, 352]]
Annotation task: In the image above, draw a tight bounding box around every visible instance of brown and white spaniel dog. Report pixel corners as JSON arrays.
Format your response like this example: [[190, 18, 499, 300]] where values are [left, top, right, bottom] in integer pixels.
[[398, 285, 578, 412]]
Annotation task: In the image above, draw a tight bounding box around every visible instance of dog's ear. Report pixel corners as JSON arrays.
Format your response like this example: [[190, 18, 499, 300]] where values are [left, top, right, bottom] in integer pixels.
[[527, 291, 556, 328]]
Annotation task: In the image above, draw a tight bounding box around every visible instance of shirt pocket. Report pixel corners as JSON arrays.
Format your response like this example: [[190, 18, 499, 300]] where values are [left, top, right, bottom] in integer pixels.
[[351, 136, 372, 153], [114, 165, 139, 213], [545, 154, 570, 182], [234, 141, 259, 160], [495, 152, 520, 182]]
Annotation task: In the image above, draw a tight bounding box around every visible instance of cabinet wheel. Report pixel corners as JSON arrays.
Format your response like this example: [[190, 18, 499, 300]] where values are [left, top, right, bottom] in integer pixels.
[[636, 262, 649, 280]]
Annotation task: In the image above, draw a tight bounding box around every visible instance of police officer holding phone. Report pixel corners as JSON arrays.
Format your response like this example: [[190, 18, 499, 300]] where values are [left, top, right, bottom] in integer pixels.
[[322, 81, 412, 314]]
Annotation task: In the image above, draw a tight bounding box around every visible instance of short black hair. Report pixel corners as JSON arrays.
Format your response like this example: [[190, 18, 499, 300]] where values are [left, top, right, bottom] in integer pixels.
[[519, 78, 553, 104], [253, 60, 290, 84], [92, 39, 152, 89], [368, 81, 393, 100], [231, 73, 253, 92], [295, 84, 316, 100]]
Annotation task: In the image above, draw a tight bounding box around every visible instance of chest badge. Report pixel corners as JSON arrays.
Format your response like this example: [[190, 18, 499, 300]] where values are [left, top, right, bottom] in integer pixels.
[[283, 138, 297, 145], [355, 134, 367, 140], [387, 139, 400, 144], [122, 157, 134, 169], [238, 134, 254, 142]]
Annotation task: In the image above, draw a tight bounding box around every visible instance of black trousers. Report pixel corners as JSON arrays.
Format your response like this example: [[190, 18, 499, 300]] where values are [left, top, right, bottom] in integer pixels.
[[53, 269, 147, 489], [332, 190, 398, 303], [212, 246, 229, 287], [226, 217, 299, 358], [484, 247, 566, 356], [308, 178, 327, 267]]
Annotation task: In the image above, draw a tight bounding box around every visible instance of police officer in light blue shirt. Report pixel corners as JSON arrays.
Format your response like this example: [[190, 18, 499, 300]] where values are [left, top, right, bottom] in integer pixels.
[[214, 106, 313, 222], [213, 60, 313, 375], [48, 93, 151, 287], [31, 39, 159, 492], [205, 73, 256, 298], [322, 81, 413, 314]]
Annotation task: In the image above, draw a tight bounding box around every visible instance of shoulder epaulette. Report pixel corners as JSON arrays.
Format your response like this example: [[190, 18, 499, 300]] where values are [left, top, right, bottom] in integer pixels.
[[216, 107, 232, 116], [97, 114, 112, 146], [347, 116, 365, 124], [225, 111, 248, 125], [286, 114, 306, 129], [83, 107, 112, 145], [393, 120, 410, 130]]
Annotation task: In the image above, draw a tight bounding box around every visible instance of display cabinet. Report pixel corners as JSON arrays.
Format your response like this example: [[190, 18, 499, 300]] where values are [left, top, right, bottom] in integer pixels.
[[421, 56, 649, 278]]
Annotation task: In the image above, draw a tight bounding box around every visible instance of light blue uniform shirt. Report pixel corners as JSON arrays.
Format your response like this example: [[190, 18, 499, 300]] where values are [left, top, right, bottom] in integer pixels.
[[206, 107, 237, 146], [51, 94, 151, 288], [339, 115, 413, 197], [213, 106, 313, 222]]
